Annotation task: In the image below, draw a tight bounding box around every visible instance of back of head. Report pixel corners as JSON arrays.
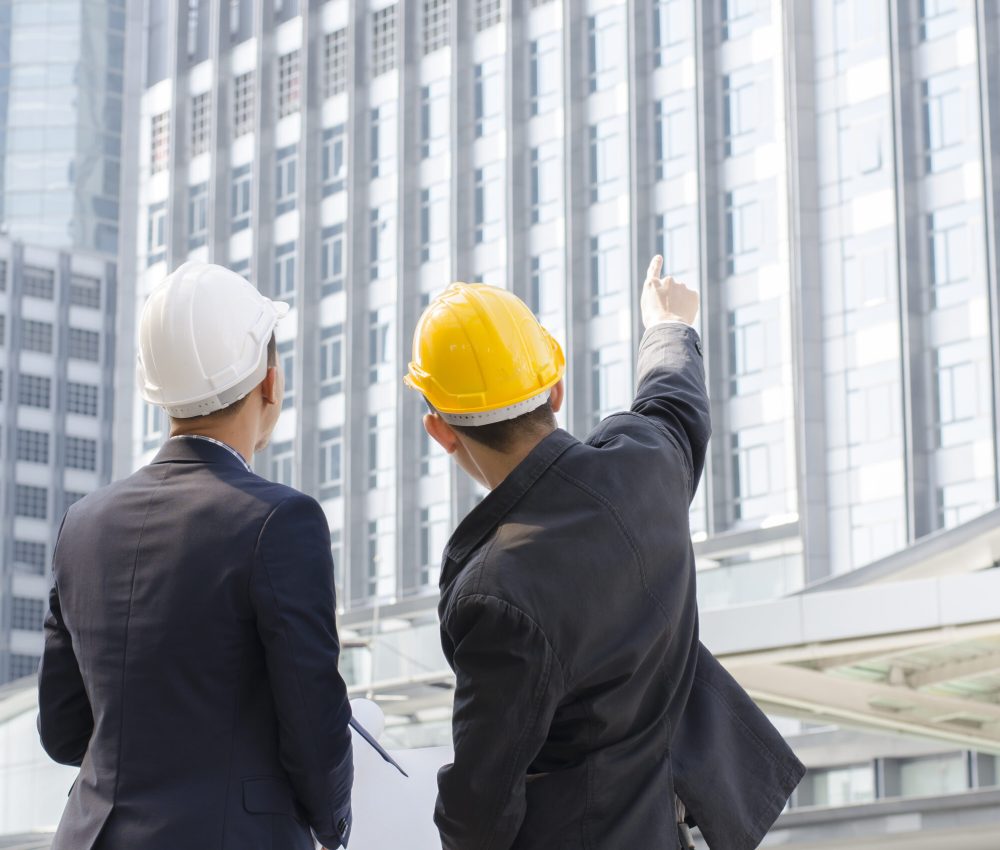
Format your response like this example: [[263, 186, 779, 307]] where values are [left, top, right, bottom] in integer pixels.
[[404, 283, 565, 451], [137, 262, 288, 421]]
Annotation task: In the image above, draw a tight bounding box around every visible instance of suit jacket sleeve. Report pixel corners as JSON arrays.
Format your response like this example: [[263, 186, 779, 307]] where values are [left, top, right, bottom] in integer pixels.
[[436, 594, 565, 850], [630, 323, 711, 501], [37, 512, 94, 767], [251, 494, 354, 849]]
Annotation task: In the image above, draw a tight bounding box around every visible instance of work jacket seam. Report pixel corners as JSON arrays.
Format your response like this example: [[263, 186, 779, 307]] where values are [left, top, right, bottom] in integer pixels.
[[549, 465, 673, 630], [597, 411, 694, 493]]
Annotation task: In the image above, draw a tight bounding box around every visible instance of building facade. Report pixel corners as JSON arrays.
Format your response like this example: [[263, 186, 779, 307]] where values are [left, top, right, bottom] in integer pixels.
[[123, 0, 1000, 839], [0, 0, 125, 682]]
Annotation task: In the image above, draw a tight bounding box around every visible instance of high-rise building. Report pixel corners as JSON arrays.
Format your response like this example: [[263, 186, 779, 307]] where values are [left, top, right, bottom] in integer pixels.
[[123, 1, 1000, 844], [0, 0, 126, 682]]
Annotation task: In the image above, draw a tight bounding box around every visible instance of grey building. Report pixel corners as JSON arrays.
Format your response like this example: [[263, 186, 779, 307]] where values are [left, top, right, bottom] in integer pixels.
[[0, 0, 124, 682], [123, 0, 1000, 845]]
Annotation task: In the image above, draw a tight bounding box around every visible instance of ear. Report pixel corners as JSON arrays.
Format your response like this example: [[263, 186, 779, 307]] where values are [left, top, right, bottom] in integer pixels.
[[424, 412, 461, 455], [260, 366, 280, 406], [549, 379, 565, 414]]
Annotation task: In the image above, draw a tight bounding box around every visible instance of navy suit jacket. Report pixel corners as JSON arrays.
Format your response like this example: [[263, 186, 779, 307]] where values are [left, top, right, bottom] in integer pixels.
[[37, 437, 354, 850]]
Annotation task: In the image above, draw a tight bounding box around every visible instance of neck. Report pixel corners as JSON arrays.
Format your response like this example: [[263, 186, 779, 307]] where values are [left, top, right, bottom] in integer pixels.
[[474, 427, 556, 490], [169, 417, 256, 464]]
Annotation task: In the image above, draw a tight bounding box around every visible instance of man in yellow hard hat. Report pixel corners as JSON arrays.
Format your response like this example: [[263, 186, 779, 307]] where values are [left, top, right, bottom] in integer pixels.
[[405, 256, 804, 850]]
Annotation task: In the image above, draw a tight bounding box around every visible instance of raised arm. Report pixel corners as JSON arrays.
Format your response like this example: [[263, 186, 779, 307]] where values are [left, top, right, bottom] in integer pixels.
[[631, 255, 711, 499], [251, 494, 354, 849]]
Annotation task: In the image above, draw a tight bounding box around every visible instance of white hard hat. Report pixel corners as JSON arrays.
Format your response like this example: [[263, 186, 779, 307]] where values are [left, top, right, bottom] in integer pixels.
[[137, 262, 290, 419]]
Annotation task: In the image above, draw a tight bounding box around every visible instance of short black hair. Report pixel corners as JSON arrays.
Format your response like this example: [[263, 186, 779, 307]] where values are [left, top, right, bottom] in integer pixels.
[[171, 333, 278, 424], [437, 399, 557, 454]]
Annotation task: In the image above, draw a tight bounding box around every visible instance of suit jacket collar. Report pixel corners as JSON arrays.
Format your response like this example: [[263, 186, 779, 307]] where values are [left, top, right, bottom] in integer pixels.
[[151, 436, 253, 473], [440, 428, 578, 587]]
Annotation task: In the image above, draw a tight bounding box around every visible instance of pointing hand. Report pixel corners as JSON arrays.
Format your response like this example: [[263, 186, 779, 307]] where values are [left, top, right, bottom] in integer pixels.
[[640, 255, 700, 329]]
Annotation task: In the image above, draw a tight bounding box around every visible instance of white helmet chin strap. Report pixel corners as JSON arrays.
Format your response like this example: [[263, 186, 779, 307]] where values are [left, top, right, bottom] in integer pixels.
[[438, 389, 552, 427]]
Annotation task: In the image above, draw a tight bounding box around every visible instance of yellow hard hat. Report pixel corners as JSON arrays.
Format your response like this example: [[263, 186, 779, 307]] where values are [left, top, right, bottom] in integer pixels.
[[404, 283, 565, 425]]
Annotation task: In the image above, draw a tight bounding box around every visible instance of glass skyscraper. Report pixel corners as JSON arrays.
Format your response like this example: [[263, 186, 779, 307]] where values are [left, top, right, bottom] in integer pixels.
[[0, 0, 124, 683], [122, 0, 1000, 843]]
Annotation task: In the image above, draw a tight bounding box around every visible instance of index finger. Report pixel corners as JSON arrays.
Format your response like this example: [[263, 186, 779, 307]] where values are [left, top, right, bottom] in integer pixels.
[[645, 254, 663, 283]]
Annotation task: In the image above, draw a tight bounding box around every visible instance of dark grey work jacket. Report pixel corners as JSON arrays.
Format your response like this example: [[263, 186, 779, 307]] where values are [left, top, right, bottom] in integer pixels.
[[37, 438, 354, 850], [435, 323, 805, 850]]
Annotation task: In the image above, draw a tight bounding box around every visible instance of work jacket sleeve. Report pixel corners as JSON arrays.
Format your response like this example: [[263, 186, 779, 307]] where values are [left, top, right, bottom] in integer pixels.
[[630, 322, 711, 501], [436, 593, 565, 850], [251, 494, 354, 849], [38, 516, 94, 767]]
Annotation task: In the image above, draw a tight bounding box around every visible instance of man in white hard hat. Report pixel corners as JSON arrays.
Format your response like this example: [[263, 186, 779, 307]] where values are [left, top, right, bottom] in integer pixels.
[[37, 262, 354, 850]]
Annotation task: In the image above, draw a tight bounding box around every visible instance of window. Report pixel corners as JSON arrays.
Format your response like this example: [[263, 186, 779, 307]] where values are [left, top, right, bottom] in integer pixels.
[[277, 51, 301, 118], [324, 29, 348, 97], [928, 207, 969, 307], [70, 274, 101, 309], [12, 597, 45, 631], [65, 437, 97, 471], [731, 431, 769, 520], [847, 382, 895, 446], [23, 267, 55, 300], [529, 34, 560, 117], [69, 329, 100, 362], [151, 111, 170, 173], [369, 308, 392, 385], [587, 10, 621, 94], [937, 481, 984, 529], [370, 103, 397, 179], [372, 4, 398, 77], [275, 242, 296, 298], [423, 0, 449, 54], [0, 316, 4, 347], [190, 92, 211, 155], [474, 58, 503, 138], [233, 71, 255, 137], [474, 164, 502, 244], [18, 375, 51, 409], [476, 0, 502, 31], [657, 211, 695, 277], [591, 348, 627, 423], [17, 429, 49, 464], [653, 0, 689, 63], [20, 320, 53, 354], [321, 225, 345, 295], [320, 324, 344, 395], [728, 307, 765, 395], [529, 252, 561, 317], [278, 341, 295, 408], [919, 0, 959, 41], [530, 142, 559, 224], [67, 382, 99, 417], [923, 73, 964, 173], [13, 540, 46, 575], [420, 423, 448, 477], [319, 427, 343, 497], [420, 80, 448, 159], [722, 0, 756, 40], [0, 259, 6, 291], [725, 188, 760, 274], [322, 125, 347, 195], [655, 97, 691, 177], [898, 754, 967, 797], [143, 402, 164, 446], [589, 121, 622, 203], [367, 413, 394, 491], [10, 654, 40, 679], [231, 165, 252, 232], [15, 484, 47, 519], [275, 145, 297, 215], [270, 440, 295, 486], [369, 207, 393, 281], [188, 182, 208, 249], [420, 503, 450, 585], [934, 342, 984, 447], [148, 202, 167, 265], [796, 764, 875, 808], [723, 71, 755, 156], [420, 184, 448, 262], [589, 234, 624, 316]]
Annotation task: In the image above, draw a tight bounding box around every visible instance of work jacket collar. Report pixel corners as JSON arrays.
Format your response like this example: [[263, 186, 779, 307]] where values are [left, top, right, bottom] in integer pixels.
[[151, 435, 253, 473], [440, 428, 578, 586]]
